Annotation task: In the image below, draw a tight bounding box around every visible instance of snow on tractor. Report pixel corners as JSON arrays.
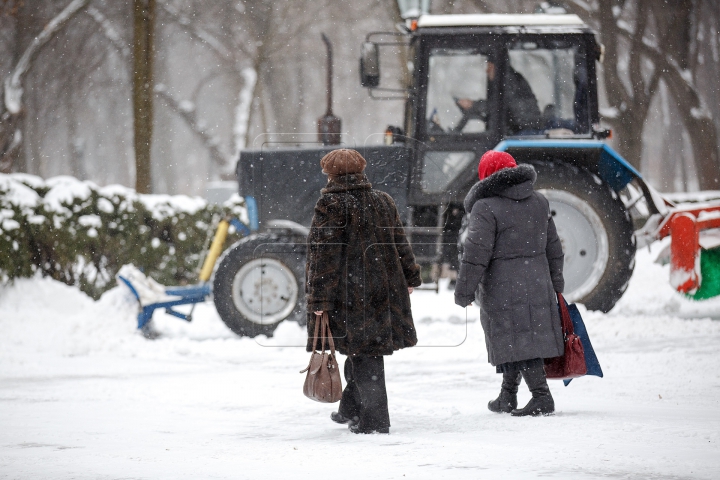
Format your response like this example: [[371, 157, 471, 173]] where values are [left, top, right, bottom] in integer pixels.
[[118, 13, 720, 337]]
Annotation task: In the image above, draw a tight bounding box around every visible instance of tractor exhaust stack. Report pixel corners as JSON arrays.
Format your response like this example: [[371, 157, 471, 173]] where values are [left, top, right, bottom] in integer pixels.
[[318, 33, 341, 145]]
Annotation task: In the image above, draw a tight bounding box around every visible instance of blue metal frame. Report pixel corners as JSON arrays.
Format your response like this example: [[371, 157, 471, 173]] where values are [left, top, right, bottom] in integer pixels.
[[118, 276, 212, 329], [117, 213, 254, 332], [230, 217, 251, 236], [245, 195, 260, 231], [494, 139, 642, 192]]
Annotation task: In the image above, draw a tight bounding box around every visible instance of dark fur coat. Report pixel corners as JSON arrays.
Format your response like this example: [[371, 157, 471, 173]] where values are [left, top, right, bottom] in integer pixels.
[[306, 173, 422, 356], [455, 164, 565, 366]]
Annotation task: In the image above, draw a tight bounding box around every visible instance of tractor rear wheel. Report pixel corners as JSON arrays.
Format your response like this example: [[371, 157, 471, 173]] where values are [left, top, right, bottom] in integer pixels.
[[532, 161, 635, 312], [213, 234, 306, 337]]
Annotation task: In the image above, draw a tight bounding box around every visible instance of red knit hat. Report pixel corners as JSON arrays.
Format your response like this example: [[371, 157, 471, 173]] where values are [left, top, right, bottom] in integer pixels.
[[478, 150, 517, 180]]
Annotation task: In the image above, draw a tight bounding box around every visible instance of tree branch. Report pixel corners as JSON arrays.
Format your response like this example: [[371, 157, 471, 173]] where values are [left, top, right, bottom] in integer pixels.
[[615, 19, 708, 118], [3, 0, 93, 114], [566, 0, 594, 14], [158, 2, 248, 62], [154, 84, 228, 168], [85, 5, 130, 59]]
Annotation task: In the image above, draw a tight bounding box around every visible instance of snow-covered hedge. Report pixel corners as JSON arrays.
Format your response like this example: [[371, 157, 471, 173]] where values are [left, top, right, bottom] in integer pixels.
[[0, 174, 248, 299]]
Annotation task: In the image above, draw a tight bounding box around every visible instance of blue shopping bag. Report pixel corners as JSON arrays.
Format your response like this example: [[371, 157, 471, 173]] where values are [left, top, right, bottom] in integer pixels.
[[563, 301, 603, 386]]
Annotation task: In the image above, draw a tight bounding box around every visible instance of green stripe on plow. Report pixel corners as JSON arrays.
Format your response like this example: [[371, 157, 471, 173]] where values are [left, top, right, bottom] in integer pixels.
[[688, 247, 720, 300]]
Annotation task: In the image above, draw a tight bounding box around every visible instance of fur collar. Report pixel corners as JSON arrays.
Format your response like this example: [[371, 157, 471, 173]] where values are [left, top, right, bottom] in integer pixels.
[[463, 164, 537, 212], [322, 173, 372, 194]]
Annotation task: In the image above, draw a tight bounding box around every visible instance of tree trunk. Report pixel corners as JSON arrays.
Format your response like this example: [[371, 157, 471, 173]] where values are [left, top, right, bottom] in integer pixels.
[[613, 110, 647, 170], [133, 0, 155, 193], [234, 68, 257, 160], [0, 111, 22, 174], [680, 114, 720, 190]]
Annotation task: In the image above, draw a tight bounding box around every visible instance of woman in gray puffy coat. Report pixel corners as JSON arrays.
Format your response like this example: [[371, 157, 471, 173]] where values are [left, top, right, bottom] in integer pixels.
[[455, 150, 565, 416]]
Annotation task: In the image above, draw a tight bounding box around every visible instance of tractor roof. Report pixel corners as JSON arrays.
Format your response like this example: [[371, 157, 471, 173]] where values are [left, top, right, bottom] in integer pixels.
[[417, 13, 585, 28]]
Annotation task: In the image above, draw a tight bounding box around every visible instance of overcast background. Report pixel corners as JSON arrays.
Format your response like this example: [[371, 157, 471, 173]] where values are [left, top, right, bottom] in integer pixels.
[[1, 0, 719, 195]]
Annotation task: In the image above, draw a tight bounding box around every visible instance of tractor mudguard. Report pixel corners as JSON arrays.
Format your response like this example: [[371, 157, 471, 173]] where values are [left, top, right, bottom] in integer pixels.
[[494, 139, 666, 216]]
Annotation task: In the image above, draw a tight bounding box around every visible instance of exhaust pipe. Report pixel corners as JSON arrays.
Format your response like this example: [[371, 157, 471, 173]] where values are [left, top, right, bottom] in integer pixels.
[[318, 33, 341, 145]]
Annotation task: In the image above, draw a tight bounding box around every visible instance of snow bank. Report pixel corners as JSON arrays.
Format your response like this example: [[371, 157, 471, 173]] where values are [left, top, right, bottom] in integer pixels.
[[1, 245, 720, 479]]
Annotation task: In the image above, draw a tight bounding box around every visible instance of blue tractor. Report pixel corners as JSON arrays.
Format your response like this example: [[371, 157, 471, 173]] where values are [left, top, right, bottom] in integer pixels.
[[211, 13, 664, 337]]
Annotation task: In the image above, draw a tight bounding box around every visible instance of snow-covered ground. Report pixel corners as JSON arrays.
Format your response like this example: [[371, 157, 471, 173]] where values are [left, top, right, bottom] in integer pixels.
[[1, 239, 720, 479]]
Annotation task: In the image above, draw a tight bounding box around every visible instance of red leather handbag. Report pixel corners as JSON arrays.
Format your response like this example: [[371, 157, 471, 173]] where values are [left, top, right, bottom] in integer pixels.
[[544, 293, 587, 380]]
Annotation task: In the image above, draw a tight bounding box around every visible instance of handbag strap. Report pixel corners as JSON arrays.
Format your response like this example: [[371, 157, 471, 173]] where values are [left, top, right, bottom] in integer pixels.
[[319, 312, 328, 352], [321, 312, 336, 357], [300, 313, 328, 373], [311, 311, 322, 352], [311, 312, 336, 357], [300, 316, 322, 374], [556, 292, 575, 336], [300, 312, 337, 374]]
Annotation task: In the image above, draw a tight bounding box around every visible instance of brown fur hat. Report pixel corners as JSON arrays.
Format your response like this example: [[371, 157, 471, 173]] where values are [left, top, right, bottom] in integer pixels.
[[320, 149, 367, 175]]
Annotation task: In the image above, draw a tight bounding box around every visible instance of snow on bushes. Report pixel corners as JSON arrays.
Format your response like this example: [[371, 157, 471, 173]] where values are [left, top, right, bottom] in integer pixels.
[[0, 173, 248, 299]]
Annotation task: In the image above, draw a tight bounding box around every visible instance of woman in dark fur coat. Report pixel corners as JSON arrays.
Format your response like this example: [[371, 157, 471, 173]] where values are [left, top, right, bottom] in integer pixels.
[[455, 150, 565, 416], [306, 148, 422, 434]]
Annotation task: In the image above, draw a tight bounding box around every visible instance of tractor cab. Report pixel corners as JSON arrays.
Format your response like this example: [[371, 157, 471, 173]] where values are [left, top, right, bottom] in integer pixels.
[[418, 15, 599, 137], [362, 14, 603, 207]]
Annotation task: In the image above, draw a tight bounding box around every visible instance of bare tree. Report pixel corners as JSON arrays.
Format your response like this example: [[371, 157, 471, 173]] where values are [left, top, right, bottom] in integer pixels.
[[154, 0, 326, 169], [154, 83, 226, 167], [0, 0, 92, 173], [594, 1, 663, 171], [652, 0, 720, 190], [133, 0, 155, 193], [565, 0, 720, 189], [9, 0, 714, 196]]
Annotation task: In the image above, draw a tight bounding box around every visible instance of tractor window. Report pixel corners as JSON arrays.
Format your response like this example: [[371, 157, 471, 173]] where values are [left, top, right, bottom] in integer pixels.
[[426, 48, 489, 135], [421, 151, 476, 194], [506, 45, 587, 135]]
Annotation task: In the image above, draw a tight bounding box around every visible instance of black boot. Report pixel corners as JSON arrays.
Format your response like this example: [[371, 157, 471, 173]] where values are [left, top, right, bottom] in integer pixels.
[[488, 370, 521, 413], [330, 411, 357, 426], [511, 365, 554, 416], [349, 423, 389, 434]]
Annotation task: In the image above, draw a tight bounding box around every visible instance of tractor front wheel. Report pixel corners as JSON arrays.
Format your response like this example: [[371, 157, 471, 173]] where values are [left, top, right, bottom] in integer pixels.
[[213, 234, 306, 337]]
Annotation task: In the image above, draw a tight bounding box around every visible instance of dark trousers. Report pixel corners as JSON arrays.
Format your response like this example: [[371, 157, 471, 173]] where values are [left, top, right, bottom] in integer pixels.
[[338, 355, 390, 432]]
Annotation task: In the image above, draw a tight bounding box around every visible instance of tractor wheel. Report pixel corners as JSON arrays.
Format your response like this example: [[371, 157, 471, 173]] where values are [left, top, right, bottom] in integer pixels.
[[531, 161, 635, 312], [213, 234, 306, 337]]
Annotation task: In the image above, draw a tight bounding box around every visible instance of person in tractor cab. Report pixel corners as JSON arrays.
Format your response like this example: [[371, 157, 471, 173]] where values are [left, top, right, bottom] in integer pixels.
[[455, 150, 565, 416], [456, 60, 543, 135], [306, 149, 422, 434]]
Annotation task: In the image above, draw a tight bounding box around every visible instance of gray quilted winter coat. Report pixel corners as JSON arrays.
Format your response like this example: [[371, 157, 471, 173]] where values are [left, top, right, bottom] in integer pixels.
[[455, 164, 565, 366]]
